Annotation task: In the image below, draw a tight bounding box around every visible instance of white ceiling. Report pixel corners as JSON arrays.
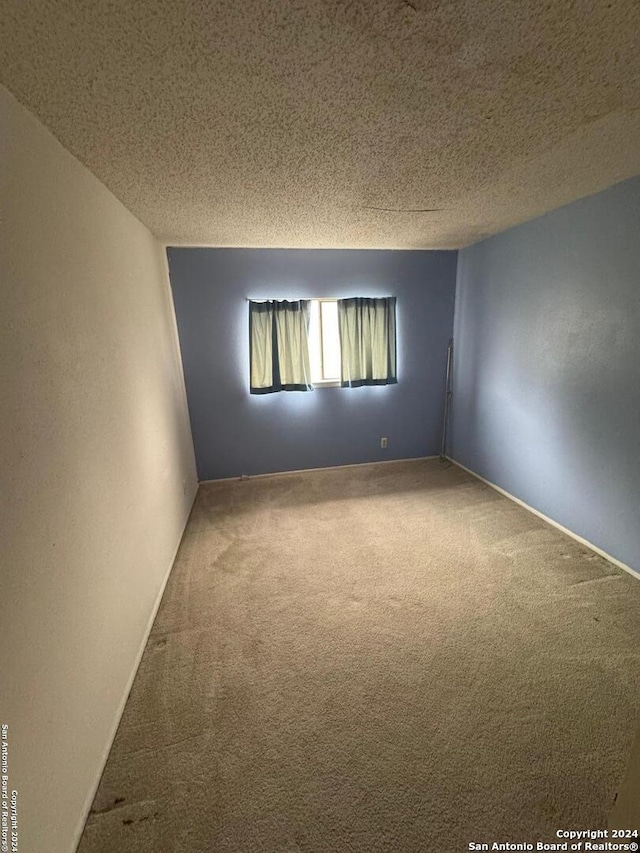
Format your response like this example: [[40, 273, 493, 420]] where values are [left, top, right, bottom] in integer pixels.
[[2, 0, 640, 249]]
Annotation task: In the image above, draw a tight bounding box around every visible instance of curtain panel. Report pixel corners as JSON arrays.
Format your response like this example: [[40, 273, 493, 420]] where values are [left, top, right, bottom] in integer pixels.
[[338, 297, 397, 387], [249, 300, 312, 393]]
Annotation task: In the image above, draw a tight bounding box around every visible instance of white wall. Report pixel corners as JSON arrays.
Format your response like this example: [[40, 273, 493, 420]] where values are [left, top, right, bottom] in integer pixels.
[[0, 84, 198, 853]]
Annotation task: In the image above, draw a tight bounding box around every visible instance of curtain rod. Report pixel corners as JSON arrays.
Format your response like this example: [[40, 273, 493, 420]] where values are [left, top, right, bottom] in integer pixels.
[[245, 296, 393, 301], [246, 297, 333, 301]]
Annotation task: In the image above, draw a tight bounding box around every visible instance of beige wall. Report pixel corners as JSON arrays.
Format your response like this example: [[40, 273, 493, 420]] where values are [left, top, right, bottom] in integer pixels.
[[0, 85, 198, 853]]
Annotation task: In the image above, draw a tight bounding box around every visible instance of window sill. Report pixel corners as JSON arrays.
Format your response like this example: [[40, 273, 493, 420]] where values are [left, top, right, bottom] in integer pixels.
[[313, 379, 341, 388]]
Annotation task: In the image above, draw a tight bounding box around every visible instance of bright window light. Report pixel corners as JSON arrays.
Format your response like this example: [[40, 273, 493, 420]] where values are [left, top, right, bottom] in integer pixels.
[[309, 299, 341, 385]]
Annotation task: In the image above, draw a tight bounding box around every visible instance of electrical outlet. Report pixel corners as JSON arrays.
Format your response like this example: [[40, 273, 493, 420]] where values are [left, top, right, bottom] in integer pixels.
[[182, 479, 188, 496], [380, 437, 388, 449]]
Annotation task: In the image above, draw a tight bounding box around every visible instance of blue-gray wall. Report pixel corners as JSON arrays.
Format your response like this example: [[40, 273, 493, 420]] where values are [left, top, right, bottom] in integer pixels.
[[168, 249, 457, 480], [452, 177, 640, 573]]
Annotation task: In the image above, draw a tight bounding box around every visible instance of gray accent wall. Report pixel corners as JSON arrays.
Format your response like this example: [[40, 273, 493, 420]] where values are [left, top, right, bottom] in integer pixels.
[[168, 248, 457, 480], [452, 177, 640, 573]]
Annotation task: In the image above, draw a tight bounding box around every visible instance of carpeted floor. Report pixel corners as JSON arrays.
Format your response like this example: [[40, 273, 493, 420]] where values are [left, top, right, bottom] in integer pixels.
[[78, 459, 640, 853]]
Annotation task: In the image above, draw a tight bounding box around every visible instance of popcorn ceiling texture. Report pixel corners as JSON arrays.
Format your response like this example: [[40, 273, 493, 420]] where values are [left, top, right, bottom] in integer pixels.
[[1, 0, 640, 248]]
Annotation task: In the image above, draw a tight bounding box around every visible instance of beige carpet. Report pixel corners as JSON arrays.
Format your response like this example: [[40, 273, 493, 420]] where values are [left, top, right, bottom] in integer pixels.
[[78, 460, 640, 853]]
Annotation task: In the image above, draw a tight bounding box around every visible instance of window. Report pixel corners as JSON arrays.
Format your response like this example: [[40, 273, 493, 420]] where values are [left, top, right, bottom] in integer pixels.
[[309, 299, 341, 386], [248, 296, 397, 393]]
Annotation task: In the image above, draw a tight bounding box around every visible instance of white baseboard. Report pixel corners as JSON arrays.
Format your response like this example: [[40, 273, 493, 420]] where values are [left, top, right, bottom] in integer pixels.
[[199, 456, 439, 484], [71, 487, 198, 852], [448, 457, 639, 580]]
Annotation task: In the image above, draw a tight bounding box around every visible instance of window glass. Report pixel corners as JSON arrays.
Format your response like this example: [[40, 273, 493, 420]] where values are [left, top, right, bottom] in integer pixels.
[[320, 300, 340, 381]]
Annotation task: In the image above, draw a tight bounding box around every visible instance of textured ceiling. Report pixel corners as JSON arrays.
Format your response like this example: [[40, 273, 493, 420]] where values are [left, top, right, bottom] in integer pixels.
[[1, 0, 640, 249]]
